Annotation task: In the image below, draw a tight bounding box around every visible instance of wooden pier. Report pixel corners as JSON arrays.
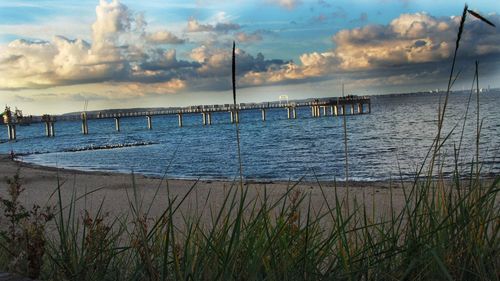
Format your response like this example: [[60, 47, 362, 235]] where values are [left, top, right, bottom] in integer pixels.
[[2, 96, 370, 140]]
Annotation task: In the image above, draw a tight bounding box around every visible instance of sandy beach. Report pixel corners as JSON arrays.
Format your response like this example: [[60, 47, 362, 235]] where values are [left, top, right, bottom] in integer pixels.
[[0, 154, 409, 225]]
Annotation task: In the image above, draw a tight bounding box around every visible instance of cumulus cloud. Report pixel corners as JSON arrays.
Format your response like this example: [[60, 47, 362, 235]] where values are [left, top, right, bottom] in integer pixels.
[[239, 12, 500, 86], [235, 31, 264, 43], [190, 45, 286, 77], [0, 0, 133, 89], [329, 12, 500, 70], [0, 1, 498, 96], [0, 0, 192, 91], [146, 31, 185, 44], [186, 18, 240, 33]]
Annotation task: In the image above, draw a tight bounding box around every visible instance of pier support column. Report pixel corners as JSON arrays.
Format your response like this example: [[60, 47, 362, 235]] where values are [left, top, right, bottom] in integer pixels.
[[350, 104, 355, 115], [178, 113, 183, 127], [207, 112, 212, 125], [81, 113, 88, 135], [7, 125, 12, 140], [7, 124, 16, 140], [235, 111, 240, 123], [342, 105, 346, 116], [147, 116, 153, 130], [331, 105, 338, 116], [11, 125, 16, 140], [115, 117, 121, 132], [82, 120, 88, 134], [323, 106, 327, 116], [261, 109, 266, 121], [202, 113, 206, 125], [287, 107, 291, 119], [368, 102, 371, 114], [358, 103, 362, 114], [316, 106, 321, 117], [45, 122, 55, 137], [230, 111, 235, 124], [50, 122, 55, 137], [45, 122, 51, 137], [311, 106, 315, 117], [292, 107, 297, 119]]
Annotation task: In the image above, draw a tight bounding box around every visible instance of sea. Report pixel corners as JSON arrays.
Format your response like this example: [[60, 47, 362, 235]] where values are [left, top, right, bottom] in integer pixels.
[[1, 91, 499, 181]]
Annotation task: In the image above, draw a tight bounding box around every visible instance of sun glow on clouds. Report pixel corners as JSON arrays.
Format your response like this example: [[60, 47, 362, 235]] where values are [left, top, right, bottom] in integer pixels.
[[0, 0, 499, 113], [241, 12, 499, 86]]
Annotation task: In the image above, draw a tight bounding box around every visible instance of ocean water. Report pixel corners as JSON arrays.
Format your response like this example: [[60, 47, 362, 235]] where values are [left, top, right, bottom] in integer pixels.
[[1, 91, 499, 181]]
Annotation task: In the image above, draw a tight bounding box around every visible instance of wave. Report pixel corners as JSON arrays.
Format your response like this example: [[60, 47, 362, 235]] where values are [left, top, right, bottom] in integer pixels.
[[17, 141, 158, 156]]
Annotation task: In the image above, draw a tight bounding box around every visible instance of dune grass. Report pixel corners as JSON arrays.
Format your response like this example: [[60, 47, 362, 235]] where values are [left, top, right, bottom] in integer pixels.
[[0, 4, 498, 281]]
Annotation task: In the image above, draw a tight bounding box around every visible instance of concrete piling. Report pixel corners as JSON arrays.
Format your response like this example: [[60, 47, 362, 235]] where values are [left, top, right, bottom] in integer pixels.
[[45, 122, 55, 137], [207, 112, 212, 125], [50, 122, 55, 137], [42, 115, 55, 137], [331, 105, 338, 116], [292, 107, 297, 119], [45, 122, 51, 137], [178, 113, 183, 127], [7, 124, 16, 140], [261, 109, 266, 121], [147, 115, 153, 130], [81, 112, 89, 135], [115, 117, 121, 132], [202, 113, 206, 125]]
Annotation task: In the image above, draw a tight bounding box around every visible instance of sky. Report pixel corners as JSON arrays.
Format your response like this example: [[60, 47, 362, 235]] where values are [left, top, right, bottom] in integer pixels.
[[0, 0, 499, 114]]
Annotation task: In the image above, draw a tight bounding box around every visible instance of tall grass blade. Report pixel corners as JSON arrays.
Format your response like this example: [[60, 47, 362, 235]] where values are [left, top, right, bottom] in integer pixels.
[[232, 41, 244, 187], [467, 9, 496, 27]]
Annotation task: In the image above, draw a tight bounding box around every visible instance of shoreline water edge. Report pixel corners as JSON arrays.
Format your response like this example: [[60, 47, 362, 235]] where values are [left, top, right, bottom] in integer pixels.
[[0, 153, 411, 220]]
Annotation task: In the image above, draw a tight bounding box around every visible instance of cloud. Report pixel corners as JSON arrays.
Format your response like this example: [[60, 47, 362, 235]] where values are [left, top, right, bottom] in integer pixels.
[[235, 31, 263, 43], [0, 0, 134, 90], [1, 1, 498, 97], [14, 95, 35, 102], [146, 31, 185, 44], [238, 12, 500, 87], [329, 12, 494, 70], [190, 45, 286, 77], [186, 18, 240, 33], [268, 0, 302, 10], [0, 0, 189, 91], [181, 44, 290, 91]]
